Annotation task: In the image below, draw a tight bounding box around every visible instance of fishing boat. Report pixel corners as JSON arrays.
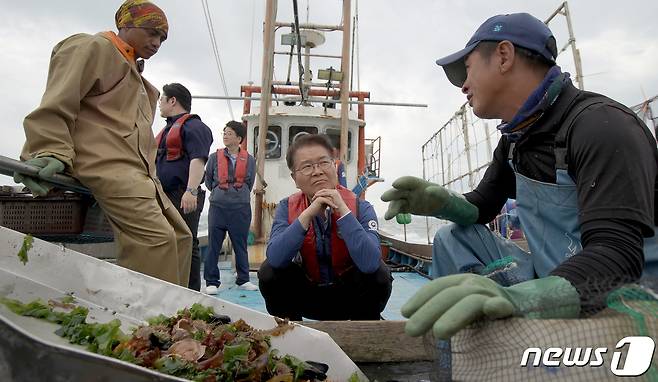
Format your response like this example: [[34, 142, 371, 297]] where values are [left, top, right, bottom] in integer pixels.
[[1, 1, 658, 381], [192, 1, 428, 274]]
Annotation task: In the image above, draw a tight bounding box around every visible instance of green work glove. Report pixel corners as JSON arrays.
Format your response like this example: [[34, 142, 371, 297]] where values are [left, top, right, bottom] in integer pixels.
[[402, 274, 580, 340], [381, 176, 478, 225], [13, 157, 66, 197]]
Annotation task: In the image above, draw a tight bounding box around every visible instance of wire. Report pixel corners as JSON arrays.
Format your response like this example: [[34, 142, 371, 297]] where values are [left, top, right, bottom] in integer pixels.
[[292, 0, 306, 104], [201, 0, 234, 119]]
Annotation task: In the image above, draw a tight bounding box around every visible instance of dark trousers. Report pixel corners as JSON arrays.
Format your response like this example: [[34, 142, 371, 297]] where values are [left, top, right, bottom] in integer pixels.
[[165, 188, 205, 291], [258, 260, 393, 320], [204, 204, 252, 286]]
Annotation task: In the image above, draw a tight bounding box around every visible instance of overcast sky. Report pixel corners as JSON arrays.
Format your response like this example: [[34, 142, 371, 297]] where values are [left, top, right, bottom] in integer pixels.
[[2, 0, 658, 216]]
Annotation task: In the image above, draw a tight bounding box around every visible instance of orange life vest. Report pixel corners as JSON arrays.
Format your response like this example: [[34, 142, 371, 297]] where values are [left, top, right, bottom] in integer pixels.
[[287, 185, 358, 283], [155, 114, 193, 161], [217, 148, 249, 189]]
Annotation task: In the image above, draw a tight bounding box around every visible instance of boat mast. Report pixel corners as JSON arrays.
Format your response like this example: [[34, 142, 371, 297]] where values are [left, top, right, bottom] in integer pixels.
[[254, 0, 277, 241], [339, 0, 352, 167]]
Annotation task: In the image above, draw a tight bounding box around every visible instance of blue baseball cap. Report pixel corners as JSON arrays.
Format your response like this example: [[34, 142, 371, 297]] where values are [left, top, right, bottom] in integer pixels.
[[436, 13, 557, 87]]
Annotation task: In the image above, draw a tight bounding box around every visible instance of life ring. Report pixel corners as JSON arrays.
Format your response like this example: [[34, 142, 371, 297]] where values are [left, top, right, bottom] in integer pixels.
[[265, 130, 279, 154], [291, 131, 310, 144]]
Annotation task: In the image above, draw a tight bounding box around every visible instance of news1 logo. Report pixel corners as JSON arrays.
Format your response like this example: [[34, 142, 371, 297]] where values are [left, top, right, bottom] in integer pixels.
[[520, 336, 656, 376]]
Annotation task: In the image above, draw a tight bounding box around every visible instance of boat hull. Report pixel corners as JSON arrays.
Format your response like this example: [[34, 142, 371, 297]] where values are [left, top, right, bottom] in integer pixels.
[[0, 226, 365, 381]]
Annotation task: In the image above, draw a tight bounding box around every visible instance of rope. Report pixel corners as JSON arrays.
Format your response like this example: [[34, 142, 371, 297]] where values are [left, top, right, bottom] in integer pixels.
[[201, 0, 234, 120], [292, 0, 306, 104]]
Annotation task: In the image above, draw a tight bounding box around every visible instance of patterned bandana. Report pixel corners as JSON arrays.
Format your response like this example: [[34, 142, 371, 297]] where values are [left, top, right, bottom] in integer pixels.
[[115, 0, 168, 39], [497, 66, 571, 142]]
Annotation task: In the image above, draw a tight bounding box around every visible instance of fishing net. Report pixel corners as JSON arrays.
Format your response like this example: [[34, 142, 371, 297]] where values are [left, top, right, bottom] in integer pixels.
[[425, 275, 658, 381]]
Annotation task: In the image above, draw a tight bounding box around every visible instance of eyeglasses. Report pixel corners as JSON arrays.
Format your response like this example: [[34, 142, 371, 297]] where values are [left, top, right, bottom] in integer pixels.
[[295, 159, 334, 176]]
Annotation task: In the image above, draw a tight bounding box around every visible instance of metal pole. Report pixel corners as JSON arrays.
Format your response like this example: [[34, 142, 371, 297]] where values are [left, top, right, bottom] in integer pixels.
[[242, 85, 370, 99], [339, 0, 352, 174], [460, 107, 474, 189], [0, 155, 91, 195], [292, 0, 306, 103], [484, 121, 492, 161], [275, 21, 342, 31], [357, 95, 366, 183], [544, 2, 584, 90], [562, 2, 584, 90], [439, 132, 445, 186], [274, 51, 342, 59], [304, 45, 312, 88], [271, 80, 338, 87], [254, 0, 277, 241], [193, 94, 426, 108], [422, 145, 432, 245], [544, 2, 564, 23], [349, 14, 356, 99]]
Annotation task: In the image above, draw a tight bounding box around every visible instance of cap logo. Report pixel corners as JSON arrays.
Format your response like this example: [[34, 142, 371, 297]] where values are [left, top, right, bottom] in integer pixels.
[[493, 24, 503, 32]]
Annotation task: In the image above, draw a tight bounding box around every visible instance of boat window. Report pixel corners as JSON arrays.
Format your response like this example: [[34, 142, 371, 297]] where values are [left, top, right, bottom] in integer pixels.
[[253, 126, 282, 159], [289, 126, 318, 147], [325, 127, 352, 161]]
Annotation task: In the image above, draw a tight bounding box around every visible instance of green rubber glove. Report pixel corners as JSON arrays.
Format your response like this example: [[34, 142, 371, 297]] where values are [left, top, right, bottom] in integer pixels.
[[13, 157, 66, 197], [402, 274, 580, 340], [381, 176, 478, 225]]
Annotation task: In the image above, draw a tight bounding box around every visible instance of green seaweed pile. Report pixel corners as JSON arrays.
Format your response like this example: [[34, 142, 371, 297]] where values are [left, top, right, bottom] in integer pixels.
[[1, 298, 332, 381]]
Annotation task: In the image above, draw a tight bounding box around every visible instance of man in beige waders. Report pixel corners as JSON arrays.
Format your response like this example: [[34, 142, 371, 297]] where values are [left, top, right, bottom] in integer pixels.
[[15, 0, 192, 286]]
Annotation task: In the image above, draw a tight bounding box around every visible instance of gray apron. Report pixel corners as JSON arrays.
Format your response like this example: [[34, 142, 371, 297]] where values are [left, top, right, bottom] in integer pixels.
[[514, 155, 658, 278]]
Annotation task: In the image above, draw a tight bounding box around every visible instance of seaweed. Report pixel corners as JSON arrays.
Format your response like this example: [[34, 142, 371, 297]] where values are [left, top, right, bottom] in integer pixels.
[[17, 234, 33, 265], [1, 298, 330, 381]]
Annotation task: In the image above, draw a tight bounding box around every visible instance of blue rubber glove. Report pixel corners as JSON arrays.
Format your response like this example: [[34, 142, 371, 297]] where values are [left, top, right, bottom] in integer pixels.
[[402, 274, 580, 339], [381, 176, 478, 225], [13, 157, 66, 196]]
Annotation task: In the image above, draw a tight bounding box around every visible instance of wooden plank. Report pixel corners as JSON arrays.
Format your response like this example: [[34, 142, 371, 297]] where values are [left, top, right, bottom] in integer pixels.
[[297, 320, 434, 362]]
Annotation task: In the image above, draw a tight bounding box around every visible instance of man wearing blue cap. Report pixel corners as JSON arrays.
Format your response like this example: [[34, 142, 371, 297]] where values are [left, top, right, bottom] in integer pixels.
[[381, 13, 658, 339]]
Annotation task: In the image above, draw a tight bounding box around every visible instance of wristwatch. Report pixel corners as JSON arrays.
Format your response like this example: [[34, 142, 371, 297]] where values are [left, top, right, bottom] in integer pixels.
[[186, 187, 199, 196]]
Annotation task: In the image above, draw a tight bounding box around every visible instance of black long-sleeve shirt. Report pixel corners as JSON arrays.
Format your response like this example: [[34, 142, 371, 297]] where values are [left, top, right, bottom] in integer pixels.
[[464, 83, 658, 311]]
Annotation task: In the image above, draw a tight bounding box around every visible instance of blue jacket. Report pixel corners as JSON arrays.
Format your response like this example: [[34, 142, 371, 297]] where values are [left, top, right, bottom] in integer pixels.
[[205, 148, 256, 208], [267, 196, 381, 283]]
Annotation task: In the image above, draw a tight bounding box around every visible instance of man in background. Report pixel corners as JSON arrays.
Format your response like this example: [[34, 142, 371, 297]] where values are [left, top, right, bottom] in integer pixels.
[[204, 121, 258, 294], [156, 83, 213, 291]]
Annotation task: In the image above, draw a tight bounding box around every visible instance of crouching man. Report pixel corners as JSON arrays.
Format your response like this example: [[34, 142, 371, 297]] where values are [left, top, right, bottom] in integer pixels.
[[259, 134, 392, 320]]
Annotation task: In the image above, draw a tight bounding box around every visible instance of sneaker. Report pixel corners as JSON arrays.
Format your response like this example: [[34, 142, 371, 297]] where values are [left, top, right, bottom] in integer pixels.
[[205, 285, 219, 295], [237, 281, 258, 291]]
